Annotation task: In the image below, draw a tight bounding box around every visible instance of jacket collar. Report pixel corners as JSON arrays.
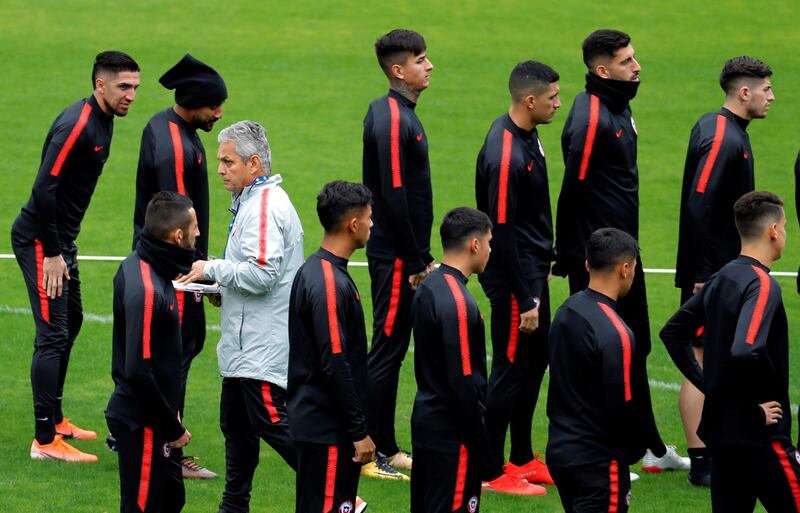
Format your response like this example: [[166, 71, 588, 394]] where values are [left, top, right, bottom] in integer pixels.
[[720, 107, 751, 131], [584, 287, 618, 307], [501, 113, 536, 141], [388, 89, 416, 110], [231, 174, 282, 210], [585, 72, 640, 112], [316, 247, 349, 270], [135, 228, 195, 280], [438, 263, 468, 284]]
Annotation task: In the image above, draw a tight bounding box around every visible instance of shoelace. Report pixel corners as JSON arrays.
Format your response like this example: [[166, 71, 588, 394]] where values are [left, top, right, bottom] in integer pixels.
[[375, 457, 400, 473]]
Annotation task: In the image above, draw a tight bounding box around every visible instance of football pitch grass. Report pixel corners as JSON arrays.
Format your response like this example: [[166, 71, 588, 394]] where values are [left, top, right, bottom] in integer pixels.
[[1, 1, 798, 511]]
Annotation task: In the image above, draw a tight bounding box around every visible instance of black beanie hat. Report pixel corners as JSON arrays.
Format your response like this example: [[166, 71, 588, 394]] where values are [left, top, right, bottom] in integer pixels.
[[159, 54, 227, 109]]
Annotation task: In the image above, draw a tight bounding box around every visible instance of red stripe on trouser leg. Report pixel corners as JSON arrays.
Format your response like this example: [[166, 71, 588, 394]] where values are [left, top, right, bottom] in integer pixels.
[[260, 382, 281, 423], [383, 258, 404, 337], [137, 427, 154, 511], [771, 441, 800, 512], [506, 296, 520, 363], [34, 240, 50, 323], [323, 445, 338, 513], [452, 444, 468, 511], [608, 460, 619, 513]]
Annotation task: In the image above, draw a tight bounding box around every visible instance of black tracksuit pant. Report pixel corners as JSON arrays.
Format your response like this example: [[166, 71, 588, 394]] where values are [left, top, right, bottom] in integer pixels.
[[296, 441, 361, 513], [550, 460, 631, 513], [484, 278, 550, 468], [366, 256, 414, 456], [219, 378, 297, 513], [411, 445, 483, 513], [12, 237, 82, 443], [564, 256, 666, 456], [108, 419, 185, 513]]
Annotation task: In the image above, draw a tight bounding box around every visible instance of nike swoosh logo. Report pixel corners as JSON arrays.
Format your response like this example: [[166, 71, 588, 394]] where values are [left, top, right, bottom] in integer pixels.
[[527, 160, 534, 172], [416, 133, 423, 142], [198, 154, 203, 164], [170, 303, 175, 311], [615, 129, 623, 138], [94, 145, 104, 152], [36, 417, 49, 421], [743, 152, 749, 159]]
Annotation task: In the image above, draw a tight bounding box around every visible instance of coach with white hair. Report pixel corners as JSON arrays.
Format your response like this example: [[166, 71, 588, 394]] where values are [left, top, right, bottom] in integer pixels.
[[178, 120, 304, 513]]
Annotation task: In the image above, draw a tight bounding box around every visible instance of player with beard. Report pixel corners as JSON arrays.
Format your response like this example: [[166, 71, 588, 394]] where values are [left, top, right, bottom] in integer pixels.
[[127, 53, 227, 479]]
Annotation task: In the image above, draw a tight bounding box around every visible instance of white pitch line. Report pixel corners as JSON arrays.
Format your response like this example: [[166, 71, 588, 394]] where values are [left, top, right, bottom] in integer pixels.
[[0, 254, 797, 276]]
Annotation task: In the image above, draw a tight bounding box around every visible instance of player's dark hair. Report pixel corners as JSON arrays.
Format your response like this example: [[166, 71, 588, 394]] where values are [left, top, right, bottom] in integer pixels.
[[375, 29, 426, 76], [734, 191, 784, 240], [440, 207, 492, 252], [719, 56, 772, 95], [582, 29, 631, 68], [92, 51, 140, 87], [145, 191, 194, 240], [316, 181, 373, 233], [509, 60, 560, 102], [586, 228, 639, 271]]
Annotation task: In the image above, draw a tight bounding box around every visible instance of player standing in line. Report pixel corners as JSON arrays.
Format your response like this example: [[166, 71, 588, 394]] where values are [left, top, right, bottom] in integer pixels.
[[361, 28, 434, 480], [547, 228, 645, 513], [674, 56, 774, 486], [475, 60, 560, 487], [177, 121, 304, 513], [288, 181, 375, 513], [11, 50, 140, 462], [411, 208, 545, 513], [554, 29, 687, 474], [129, 53, 227, 479], [662, 191, 796, 512], [106, 192, 198, 513]]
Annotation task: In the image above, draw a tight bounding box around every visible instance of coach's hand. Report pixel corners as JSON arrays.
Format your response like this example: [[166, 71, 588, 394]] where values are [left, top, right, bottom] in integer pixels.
[[760, 401, 783, 425], [519, 306, 539, 334], [177, 260, 207, 285], [208, 293, 221, 307], [170, 429, 192, 448], [692, 282, 705, 295], [43, 254, 69, 299], [408, 269, 430, 291], [353, 435, 376, 464]]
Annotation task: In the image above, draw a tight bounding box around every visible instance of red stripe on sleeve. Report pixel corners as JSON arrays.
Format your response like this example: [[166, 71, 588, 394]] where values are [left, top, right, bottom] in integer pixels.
[[745, 265, 771, 345], [444, 274, 472, 376], [50, 103, 92, 177], [695, 114, 727, 193], [321, 259, 343, 354], [139, 260, 155, 359], [388, 97, 402, 188], [257, 188, 271, 266], [771, 441, 800, 512], [323, 445, 338, 513], [176, 290, 185, 326], [597, 302, 632, 401], [506, 296, 520, 363], [608, 459, 619, 513], [34, 240, 50, 324], [578, 95, 600, 181], [696, 325, 705, 338], [497, 129, 513, 224], [260, 382, 281, 423], [383, 258, 404, 337], [168, 121, 186, 195], [137, 427, 153, 512], [452, 444, 469, 511]]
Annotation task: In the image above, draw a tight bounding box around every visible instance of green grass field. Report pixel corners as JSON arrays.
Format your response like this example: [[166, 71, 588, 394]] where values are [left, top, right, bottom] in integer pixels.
[[1, 1, 799, 511]]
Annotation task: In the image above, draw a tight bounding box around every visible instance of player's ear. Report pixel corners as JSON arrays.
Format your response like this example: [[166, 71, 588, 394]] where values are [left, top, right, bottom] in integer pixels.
[[347, 216, 359, 234]]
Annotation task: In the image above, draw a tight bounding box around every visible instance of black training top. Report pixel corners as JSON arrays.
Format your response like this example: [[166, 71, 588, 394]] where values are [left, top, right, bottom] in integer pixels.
[[476, 113, 553, 311], [12, 95, 114, 256], [410, 264, 492, 467], [133, 107, 210, 260], [675, 108, 754, 289], [105, 230, 194, 442], [555, 74, 640, 263], [287, 248, 369, 444], [660, 256, 790, 448], [362, 90, 433, 273], [546, 288, 641, 466]]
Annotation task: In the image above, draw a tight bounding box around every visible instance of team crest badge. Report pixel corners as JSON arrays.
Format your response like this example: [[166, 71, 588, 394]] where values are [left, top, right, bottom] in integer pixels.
[[794, 451, 800, 465], [630, 117, 638, 135], [338, 501, 353, 513], [194, 292, 203, 302], [468, 496, 479, 512], [538, 138, 545, 157], [625, 490, 632, 506], [162, 442, 171, 458]]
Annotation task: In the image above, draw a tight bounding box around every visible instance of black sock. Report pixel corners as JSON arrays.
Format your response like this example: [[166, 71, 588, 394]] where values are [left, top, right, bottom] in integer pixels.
[[34, 408, 56, 445], [687, 447, 710, 475]]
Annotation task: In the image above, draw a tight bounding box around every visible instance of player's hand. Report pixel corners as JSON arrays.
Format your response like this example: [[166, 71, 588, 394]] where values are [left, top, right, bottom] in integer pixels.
[[692, 282, 705, 295], [43, 254, 69, 299], [426, 260, 436, 274], [170, 429, 192, 448], [176, 260, 208, 284], [353, 435, 376, 464], [408, 269, 429, 291], [760, 401, 782, 425], [207, 293, 221, 307], [519, 306, 539, 334]]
